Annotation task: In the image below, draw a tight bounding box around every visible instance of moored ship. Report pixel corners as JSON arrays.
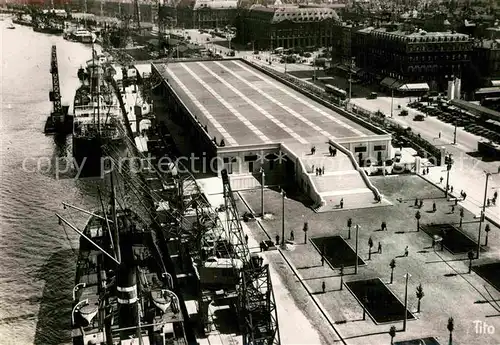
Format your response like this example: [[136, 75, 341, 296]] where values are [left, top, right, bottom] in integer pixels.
[[58, 182, 189, 345], [65, 28, 95, 44], [72, 51, 123, 177]]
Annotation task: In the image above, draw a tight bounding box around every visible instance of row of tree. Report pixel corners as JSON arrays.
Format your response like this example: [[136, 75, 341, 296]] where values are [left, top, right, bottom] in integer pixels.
[[389, 317, 455, 345]]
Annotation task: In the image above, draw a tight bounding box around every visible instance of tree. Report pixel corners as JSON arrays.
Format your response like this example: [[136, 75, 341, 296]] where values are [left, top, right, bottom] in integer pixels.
[[415, 211, 421, 232], [416, 283, 424, 313], [389, 325, 397, 345], [303, 222, 308, 244], [389, 259, 396, 284], [468, 250, 475, 273], [485, 224, 491, 246], [447, 317, 454, 345], [459, 208, 464, 228], [347, 218, 352, 239], [368, 236, 373, 260]]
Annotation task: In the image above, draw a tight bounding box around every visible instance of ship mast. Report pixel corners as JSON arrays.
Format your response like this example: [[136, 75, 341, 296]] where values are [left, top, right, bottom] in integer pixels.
[[110, 172, 121, 263]]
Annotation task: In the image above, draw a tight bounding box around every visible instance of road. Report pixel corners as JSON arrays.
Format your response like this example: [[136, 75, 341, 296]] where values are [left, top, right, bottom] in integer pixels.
[[351, 96, 500, 222]]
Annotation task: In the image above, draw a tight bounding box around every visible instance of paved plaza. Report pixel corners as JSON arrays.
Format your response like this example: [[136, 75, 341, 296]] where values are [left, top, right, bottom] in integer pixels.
[[235, 175, 500, 345]]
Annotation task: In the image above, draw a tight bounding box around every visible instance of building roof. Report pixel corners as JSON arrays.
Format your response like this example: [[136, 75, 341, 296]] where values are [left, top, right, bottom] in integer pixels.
[[153, 60, 372, 148], [358, 26, 471, 42], [250, 5, 339, 23], [193, 0, 238, 9], [476, 39, 500, 49]]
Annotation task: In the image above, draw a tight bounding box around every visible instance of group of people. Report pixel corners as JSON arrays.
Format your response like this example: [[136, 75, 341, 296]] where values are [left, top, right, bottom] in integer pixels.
[[487, 191, 498, 207], [312, 165, 325, 176], [310, 145, 337, 157]]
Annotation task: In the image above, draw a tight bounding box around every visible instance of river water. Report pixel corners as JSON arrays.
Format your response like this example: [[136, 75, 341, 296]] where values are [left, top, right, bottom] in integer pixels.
[[0, 20, 112, 345]]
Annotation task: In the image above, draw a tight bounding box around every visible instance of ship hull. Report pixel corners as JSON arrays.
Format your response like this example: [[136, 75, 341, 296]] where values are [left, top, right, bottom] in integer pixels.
[[72, 136, 123, 178], [34, 26, 63, 35]]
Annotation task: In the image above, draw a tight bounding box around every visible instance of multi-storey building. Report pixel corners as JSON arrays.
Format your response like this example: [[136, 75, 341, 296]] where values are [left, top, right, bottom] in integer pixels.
[[235, 5, 339, 50], [159, 0, 237, 29], [330, 21, 364, 65], [473, 39, 500, 81], [352, 26, 473, 90]]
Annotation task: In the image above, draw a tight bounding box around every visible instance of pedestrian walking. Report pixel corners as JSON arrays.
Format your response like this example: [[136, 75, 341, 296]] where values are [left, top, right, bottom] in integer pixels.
[[311, 146, 316, 155], [340, 198, 344, 209], [404, 246, 409, 257], [415, 198, 419, 207], [245, 234, 249, 244], [426, 167, 430, 174], [451, 205, 455, 213], [450, 186, 454, 193], [378, 242, 382, 254], [275, 235, 280, 246], [316, 168, 319, 176], [463, 192, 467, 200], [381, 221, 387, 231], [432, 202, 437, 212], [322, 281, 326, 293], [438, 131, 441, 138], [290, 230, 294, 241], [321, 255, 325, 266], [440, 176, 444, 184], [419, 199, 424, 209], [329, 146, 333, 156], [322, 166, 325, 174], [455, 198, 458, 205]]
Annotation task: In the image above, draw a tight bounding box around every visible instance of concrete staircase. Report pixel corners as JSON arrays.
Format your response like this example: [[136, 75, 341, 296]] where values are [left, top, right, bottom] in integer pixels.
[[289, 142, 387, 212]]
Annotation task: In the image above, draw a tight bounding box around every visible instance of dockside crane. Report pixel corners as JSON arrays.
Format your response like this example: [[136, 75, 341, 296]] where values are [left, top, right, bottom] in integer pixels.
[[133, 0, 141, 30], [221, 169, 280, 345], [44, 45, 71, 135]]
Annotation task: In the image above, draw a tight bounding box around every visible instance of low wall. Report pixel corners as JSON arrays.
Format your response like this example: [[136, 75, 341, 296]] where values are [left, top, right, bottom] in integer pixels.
[[280, 143, 325, 209], [241, 59, 387, 136], [328, 139, 381, 200]]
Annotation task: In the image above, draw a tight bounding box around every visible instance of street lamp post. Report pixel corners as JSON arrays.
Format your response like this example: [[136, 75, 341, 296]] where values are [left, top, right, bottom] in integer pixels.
[[445, 153, 453, 198], [348, 57, 355, 103], [355, 224, 359, 274], [260, 168, 265, 216], [477, 167, 500, 258], [453, 121, 457, 145], [281, 188, 286, 246], [390, 88, 394, 118], [403, 273, 411, 331]]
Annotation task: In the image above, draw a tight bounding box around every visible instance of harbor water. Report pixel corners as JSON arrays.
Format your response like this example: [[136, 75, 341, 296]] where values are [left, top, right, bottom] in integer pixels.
[[0, 20, 112, 345]]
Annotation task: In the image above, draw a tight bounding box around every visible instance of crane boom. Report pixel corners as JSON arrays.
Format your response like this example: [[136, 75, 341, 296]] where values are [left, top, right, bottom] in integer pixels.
[[221, 169, 281, 345]]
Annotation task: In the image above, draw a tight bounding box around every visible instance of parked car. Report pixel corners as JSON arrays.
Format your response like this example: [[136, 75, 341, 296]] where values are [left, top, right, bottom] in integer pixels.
[[400, 110, 409, 116], [242, 212, 256, 222], [414, 114, 425, 121]]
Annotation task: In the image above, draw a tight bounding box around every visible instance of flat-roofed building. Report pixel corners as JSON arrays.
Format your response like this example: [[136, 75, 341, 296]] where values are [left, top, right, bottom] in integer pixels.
[[352, 26, 473, 90], [235, 5, 340, 50], [150, 59, 391, 211]]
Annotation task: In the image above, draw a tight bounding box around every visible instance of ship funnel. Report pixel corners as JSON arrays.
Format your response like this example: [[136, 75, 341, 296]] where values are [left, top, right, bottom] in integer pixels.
[[117, 264, 139, 330]]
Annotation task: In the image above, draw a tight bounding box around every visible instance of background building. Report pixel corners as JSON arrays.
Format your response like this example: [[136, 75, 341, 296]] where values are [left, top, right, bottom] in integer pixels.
[[474, 39, 500, 78], [159, 0, 237, 29], [352, 26, 473, 91], [235, 5, 339, 50]]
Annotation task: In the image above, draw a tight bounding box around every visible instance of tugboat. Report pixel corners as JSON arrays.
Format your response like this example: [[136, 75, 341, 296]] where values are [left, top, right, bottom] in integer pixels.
[[57, 175, 189, 345], [72, 50, 123, 177]]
